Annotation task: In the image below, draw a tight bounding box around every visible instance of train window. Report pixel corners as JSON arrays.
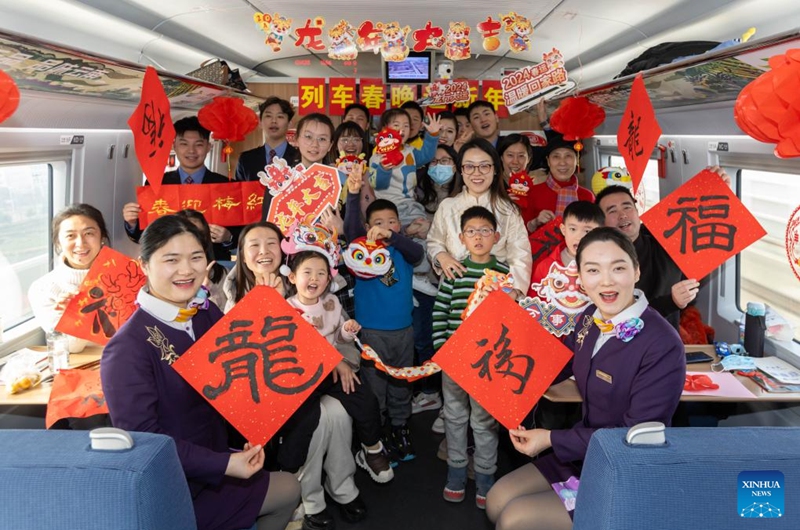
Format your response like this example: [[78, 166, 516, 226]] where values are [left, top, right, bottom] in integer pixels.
[[0, 163, 54, 334], [607, 155, 661, 213], [738, 168, 800, 342]]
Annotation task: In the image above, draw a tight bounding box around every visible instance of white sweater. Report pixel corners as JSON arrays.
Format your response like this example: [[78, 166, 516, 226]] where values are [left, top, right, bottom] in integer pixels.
[[427, 189, 533, 291], [27, 258, 90, 353]]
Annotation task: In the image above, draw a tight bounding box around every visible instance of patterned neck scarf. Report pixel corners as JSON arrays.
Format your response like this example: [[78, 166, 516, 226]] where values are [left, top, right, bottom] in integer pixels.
[[545, 173, 579, 216]]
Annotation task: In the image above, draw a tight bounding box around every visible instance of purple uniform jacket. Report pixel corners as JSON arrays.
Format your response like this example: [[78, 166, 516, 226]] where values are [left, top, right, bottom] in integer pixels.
[[101, 304, 269, 530], [549, 305, 686, 464]]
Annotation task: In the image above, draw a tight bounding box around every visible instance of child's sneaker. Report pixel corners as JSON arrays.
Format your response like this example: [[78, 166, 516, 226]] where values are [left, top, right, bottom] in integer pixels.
[[443, 465, 468, 503], [475, 472, 496, 510], [390, 423, 416, 461], [356, 442, 394, 483], [411, 391, 442, 414], [431, 407, 445, 434], [437, 437, 447, 461]]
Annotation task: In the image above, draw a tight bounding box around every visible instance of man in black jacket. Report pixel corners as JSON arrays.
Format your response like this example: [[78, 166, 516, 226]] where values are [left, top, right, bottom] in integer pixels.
[[235, 96, 300, 182], [596, 184, 699, 329], [122, 116, 239, 261]]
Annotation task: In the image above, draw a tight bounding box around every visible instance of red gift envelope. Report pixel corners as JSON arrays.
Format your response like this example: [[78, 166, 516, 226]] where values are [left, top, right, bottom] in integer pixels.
[[56, 247, 146, 345], [172, 286, 342, 446], [432, 291, 573, 430], [641, 169, 767, 280]]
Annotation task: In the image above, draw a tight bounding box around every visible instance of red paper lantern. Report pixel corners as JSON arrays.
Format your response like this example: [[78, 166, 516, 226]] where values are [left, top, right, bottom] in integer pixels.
[[198, 96, 259, 142], [550, 96, 605, 141], [0, 69, 21, 124], [734, 49, 800, 158]]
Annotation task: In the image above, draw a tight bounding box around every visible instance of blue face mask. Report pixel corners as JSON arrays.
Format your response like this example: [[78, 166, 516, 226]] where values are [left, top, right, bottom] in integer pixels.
[[428, 164, 454, 185], [711, 354, 756, 372]]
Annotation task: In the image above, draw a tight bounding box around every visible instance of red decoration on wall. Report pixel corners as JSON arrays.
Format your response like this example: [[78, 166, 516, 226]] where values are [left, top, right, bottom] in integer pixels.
[[56, 247, 146, 345], [432, 291, 573, 430], [734, 49, 800, 158], [172, 286, 343, 446], [328, 78, 357, 116], [480, 80, 508, 118], [298, 78, 327, 115], [128, 67, 175, 194], [616, 74, 661, 194], [785, 204, 800, 283], [550, 96, 605, 141], [0, 69, 21, 124], [359, 78, 386, 115], [640, 169, 767, 281]]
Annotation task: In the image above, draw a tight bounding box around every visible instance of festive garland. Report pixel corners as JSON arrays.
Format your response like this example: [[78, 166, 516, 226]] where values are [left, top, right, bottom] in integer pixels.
[[358, 340, 441, 381]]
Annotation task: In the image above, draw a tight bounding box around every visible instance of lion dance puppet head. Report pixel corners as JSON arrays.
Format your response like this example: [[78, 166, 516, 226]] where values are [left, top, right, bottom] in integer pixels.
[[343, 236, 393, 279], [280, 220, 341, 277]]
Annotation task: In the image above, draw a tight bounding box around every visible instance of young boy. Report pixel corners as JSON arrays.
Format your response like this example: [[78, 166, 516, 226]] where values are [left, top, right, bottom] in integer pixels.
[[343, 168, 424, 462], [528, 200, 605, 290], [432, 206, 510, 509]]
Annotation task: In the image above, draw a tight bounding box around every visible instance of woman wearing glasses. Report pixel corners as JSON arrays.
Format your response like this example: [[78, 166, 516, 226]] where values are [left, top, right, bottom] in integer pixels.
[[427, 138, 532, 299], [526, 134, 595, 233]]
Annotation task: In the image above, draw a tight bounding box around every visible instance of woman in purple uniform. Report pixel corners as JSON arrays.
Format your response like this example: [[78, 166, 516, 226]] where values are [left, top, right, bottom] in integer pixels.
[[101, 215, 300, 530], [486, 227, 686, 530]]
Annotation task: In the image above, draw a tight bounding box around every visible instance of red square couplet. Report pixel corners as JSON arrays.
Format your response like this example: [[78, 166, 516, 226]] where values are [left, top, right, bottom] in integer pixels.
[[432, 291, 573, 430], [172, 286, 343, 446], [616, 74, 661, 194]]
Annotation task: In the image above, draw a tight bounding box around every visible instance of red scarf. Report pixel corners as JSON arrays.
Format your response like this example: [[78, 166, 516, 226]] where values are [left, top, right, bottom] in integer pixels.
[[545, 174, 579, 216]]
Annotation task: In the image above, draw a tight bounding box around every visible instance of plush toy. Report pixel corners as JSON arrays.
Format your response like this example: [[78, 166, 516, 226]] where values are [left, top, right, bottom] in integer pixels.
[[590, 166, 632, 195], [507, 170, 533, 209], [375, 127, 404, 167], [343, 236, 393, 279], [679, 305, 715, 345]]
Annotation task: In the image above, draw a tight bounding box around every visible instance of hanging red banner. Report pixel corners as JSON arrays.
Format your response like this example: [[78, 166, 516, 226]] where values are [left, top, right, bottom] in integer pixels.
[[56, 247, 146, 345], [172, 286, 343, 446], [298, 77, 326, 115], [432, 291, 573, 430], [390, 84, 419, 108], [128, 66, 175, 195], [359, 78, 386, 116], [528, 216, 564, 277], [328, 77, 357, 116], [480, 80, 509, 118], [640, 169, 767, 280], [136, 181, 266, 228], [266, 163, 342, 234], [617, 74, 662, 193]]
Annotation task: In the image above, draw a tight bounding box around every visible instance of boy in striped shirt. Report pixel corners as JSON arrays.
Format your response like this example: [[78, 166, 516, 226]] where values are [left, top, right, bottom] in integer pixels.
[[432, 206, 510, 509]]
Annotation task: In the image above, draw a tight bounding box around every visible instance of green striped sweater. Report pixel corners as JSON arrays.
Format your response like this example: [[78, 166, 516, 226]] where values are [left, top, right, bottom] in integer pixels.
[[432, 256, 510, 351]]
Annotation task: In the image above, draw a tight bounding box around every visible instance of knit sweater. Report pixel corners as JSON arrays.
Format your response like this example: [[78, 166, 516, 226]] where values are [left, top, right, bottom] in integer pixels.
[[432, 257, 510, 350], [286, 293, 357, 346], [27, 258, 90, 353]]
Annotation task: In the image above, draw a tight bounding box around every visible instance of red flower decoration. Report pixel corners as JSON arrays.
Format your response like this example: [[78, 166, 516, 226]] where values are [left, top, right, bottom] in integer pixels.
[[0, 69, 21, 124], [550, 96, 605, 141], [198, 96, 259, 142], [734, 49, 800, 158]]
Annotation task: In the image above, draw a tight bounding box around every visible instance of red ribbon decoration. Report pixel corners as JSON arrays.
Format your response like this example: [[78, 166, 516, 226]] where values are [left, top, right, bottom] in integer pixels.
[[684, 374, 720, 392], [0, 69, 21, 124]]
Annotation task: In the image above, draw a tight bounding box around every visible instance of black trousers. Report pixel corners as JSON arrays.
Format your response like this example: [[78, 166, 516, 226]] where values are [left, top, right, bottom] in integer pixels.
[[318, 373, 382, 447]]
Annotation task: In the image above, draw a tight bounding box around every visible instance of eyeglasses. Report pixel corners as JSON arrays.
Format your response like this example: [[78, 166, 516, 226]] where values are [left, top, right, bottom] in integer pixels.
[[462, 227, 495, 238], [300, 133, 331, 145], [339, 137, 362, 145], [462, 163, 494, 175], [430, 157, 454, 166]]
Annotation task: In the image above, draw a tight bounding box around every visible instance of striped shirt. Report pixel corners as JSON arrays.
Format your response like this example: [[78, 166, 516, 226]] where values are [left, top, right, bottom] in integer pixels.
[[432, 257, 510, 350]]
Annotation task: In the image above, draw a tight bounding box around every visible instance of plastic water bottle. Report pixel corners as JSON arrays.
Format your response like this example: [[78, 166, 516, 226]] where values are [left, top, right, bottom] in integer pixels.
[[744, 302, 766, 358], [46, 331, 70, 374]]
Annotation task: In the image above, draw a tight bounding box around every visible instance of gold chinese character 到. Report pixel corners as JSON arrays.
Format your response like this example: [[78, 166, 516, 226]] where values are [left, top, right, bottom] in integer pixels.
[[313, 173, 333, 191]]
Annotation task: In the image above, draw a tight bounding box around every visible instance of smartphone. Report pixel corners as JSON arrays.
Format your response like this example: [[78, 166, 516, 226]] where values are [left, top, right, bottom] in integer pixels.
[[686, 351, 714, 364]]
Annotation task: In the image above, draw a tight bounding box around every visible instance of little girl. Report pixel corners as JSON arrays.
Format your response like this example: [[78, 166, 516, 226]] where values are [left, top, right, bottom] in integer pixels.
[[426, 138, 533, 507], [284, 233, 394, 485]]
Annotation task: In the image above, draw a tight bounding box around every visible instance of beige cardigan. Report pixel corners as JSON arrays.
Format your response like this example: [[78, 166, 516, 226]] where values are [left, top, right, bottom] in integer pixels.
[[427, 189, 533, 291]]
